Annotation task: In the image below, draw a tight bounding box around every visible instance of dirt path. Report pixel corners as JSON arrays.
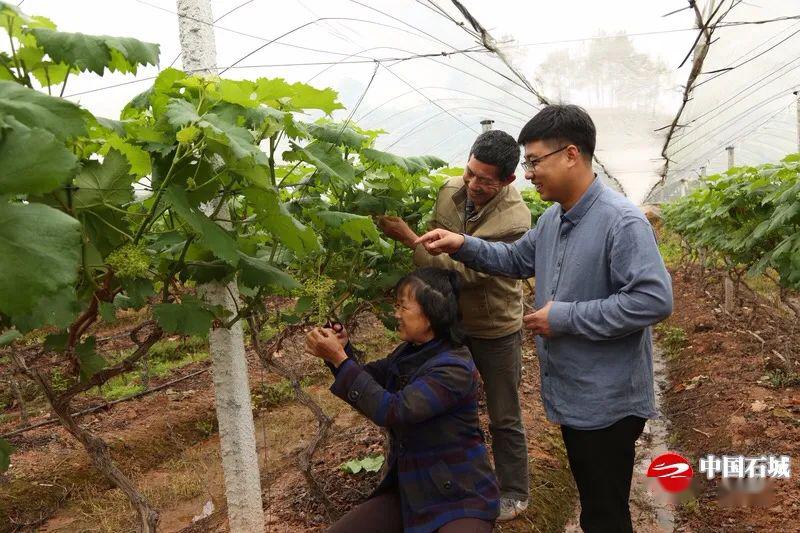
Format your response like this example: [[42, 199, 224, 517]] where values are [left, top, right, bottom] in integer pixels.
[[495, 338, 577, 533], [630, 347, 676, 533]]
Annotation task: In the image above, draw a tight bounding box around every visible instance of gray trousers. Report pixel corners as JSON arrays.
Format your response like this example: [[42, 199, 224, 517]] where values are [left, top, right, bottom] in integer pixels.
[[466, 330, 529, 501]]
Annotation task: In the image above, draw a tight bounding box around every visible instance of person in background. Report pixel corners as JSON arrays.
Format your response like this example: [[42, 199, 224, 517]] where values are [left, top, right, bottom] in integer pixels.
[[415, 105, 674, 533], [377, 130, 532, 521], [306, 267, 499, 533]]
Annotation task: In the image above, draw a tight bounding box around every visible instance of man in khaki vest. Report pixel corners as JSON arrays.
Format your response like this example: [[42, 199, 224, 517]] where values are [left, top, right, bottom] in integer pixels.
[[377, 130, 532, 521]]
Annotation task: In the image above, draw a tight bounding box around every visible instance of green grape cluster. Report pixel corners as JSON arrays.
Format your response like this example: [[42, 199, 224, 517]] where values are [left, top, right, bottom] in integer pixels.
[[303, 275, 336, 324], [106, 244, 151, 279]]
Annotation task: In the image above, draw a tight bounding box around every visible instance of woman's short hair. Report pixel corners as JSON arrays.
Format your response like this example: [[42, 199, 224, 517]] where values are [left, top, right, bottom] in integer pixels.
[[395, 267, 464, 346]]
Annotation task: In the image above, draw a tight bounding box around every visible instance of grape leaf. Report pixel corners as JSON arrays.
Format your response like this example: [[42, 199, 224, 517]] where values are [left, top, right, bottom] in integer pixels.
[[28, 29, 107, 74], [243, 186, 320, 255], [409, 155, 448, 170], [254, 78, 343, 115], [93, 116, 126, 135], [165, 98, 201, 128], [12, 285, 80, 332], [0, 80, 87, 140], [436, 166, 465, 177], [0, 202, 81, 321], [99, 301, 117, 324], [73, 150, 134, 209], [116, 278, 155, 309], [76, 336, 106, 382], [199, 113, 260, 160], [103, 133, 151, 177], [44, 332, 69, 352], [238, 105, 289, 130], [0, 59, 13, 81], [182, 260, 233, 285], [29, 61, 71, 87], [237, 252, 299, 290], [218, 79, 260, 108], [79, 207, 129, 257], [103, 35, 160, 72], [0, 2, 54, 41], [153, 297, 216, 336], [285, 141, 354, 184], [305, 122, 368, 149], [0, 116, 78, 194], [294, 295, 314, 314], [314, 210, 385, 245], [360, 148, 446, 174], [164, 186, 240, 265], [27, 28, 159, 75], [340, 454, 384, 474]]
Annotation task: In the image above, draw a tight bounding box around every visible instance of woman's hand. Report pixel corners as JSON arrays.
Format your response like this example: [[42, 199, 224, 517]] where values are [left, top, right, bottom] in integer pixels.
[[305, 327, 348, 368], [326, 322, 349, 347]]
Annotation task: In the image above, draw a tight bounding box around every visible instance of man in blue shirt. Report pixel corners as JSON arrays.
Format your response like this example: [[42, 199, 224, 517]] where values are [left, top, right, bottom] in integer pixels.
[[415, 105, 673, 532]]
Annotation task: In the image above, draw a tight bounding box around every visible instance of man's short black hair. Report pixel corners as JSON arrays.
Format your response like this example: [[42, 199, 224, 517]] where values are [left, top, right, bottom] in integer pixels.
[[469, 129, 520, 180], [517, 104, 596, 160]]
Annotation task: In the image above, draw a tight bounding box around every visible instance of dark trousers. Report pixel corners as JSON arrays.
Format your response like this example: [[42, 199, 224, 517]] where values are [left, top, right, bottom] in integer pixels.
[[561, 415, 646, 533], [326, 490, 493, 532], [467, 331, 529, 501]]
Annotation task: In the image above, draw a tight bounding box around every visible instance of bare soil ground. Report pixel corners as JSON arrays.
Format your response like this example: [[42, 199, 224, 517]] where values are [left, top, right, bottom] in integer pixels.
[[0, 312, 576, 532], [6, 264, 795, 532], [659, 267, 800, 532]]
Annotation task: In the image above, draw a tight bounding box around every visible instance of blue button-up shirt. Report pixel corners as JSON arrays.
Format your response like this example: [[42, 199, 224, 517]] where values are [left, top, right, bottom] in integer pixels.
[[452, 178, 673, 429]]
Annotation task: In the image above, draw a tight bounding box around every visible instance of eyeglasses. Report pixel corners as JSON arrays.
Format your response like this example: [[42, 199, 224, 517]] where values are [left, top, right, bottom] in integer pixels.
[[520, 145, 570, 172]]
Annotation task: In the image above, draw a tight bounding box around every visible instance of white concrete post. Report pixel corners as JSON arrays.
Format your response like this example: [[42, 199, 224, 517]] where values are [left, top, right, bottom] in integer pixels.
[[175, 1, 265, 531]]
